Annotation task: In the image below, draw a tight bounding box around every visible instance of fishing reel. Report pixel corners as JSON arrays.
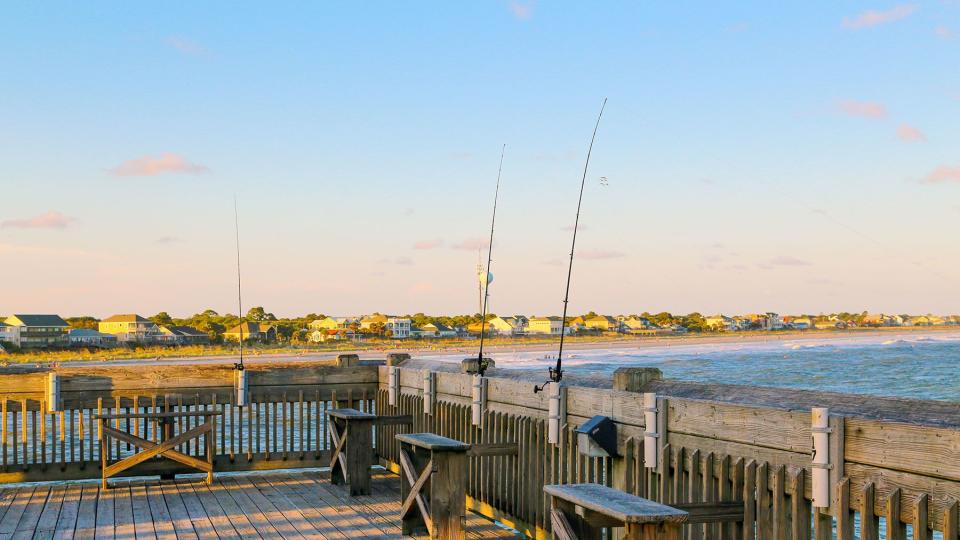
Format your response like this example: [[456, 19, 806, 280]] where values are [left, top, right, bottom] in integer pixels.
[[533, 366, 563, 393]]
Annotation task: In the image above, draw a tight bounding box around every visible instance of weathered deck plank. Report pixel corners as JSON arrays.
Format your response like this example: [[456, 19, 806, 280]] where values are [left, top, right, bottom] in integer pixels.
[[0, 471, 517, 539]]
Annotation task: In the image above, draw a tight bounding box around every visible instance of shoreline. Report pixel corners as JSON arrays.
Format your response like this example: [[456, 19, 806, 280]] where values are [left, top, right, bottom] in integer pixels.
[[14, 326, 959, 367]]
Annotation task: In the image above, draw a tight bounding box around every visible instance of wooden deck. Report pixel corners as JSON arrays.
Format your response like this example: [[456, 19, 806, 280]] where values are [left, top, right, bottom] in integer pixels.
[[0, 470, 519, 539]]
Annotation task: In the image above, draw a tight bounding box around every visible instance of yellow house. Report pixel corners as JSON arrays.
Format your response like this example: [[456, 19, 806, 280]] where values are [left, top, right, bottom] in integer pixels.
[[98, 314, 161, 343], [527, 316, 564, 335], [308, 317, 357, 331], [586, 315, 621, 332]]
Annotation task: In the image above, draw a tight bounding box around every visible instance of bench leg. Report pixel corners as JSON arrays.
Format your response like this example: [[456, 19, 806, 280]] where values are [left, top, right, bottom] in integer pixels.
[[400, 444, 430, 536], [430, 450, 466, 540], [346, 420, 372, 496], [553, 499, 602, 540]]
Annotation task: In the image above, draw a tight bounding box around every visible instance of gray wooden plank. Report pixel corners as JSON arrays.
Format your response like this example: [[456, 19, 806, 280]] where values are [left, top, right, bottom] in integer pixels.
[[248, 475, 345, 540], [203, 480, 263, 539], [218, 476, 288, 540], [142, 485, 176, 540], [309, 473, 398, 539], [0, 487, 35, 535], [53, 483, 83, 540], [72, 484, 99, 540], [93, 482, 115, 540], [34, 485, 67, 538], [271, 473, 380, 538], [111, 485, 135, 540], [173, 481, 218, 539], [129, 484, 157, 540], [184, 481, 241, 540], [257, 475, 349, 540], [158, 482, 197, 540], [15, 485, 52, 536], [221, 477, 304, 540]]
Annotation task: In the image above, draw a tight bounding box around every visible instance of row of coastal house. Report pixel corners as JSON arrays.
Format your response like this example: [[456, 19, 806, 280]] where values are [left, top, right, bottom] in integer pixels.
[[304, 313, 679, 342], [702, 312, 959, 332], [0, 314, 213, 350]]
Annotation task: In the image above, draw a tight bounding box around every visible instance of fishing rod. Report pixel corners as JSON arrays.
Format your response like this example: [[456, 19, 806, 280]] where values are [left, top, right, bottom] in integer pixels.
[[477, 144, 506, 376], [233, 194, 245, 372], [535, 98, 607, 393]]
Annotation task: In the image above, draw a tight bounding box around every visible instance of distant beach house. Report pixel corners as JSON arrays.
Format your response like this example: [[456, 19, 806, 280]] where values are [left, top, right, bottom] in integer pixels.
[[3, 314, 70, 348], [224, 322, 277, 343], [98, 314, 162, 344], [904, 315, 945, 327], [68, 328, 118, 347], [359, 314, 410, 338], [790, 317, 814, 330], [704, 315, 737, 332], [414, 322, 457, 339], [0, 321, 21, 348], [621, 316, 655, 334], [158, 325, 210, 345], [862, 313, 903, 327], [586, 315, 622, 333], [309, 317, 358, 331], [527, 316, 566, 335]]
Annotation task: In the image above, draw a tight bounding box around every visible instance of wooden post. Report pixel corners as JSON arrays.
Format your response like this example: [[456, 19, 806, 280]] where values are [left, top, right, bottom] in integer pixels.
[[431, 448, 467, 539], [613, 367, 662, 393], [336, 354, 359, 367], [386, 352, 411, 366]]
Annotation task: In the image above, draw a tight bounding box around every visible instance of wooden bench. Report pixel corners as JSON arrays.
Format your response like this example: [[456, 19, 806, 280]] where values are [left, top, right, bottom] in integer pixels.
[[396, 432, 518, 539], [544, 483, 689, 540], [96, 410, 221, 489], [326, 408, 411, 495]]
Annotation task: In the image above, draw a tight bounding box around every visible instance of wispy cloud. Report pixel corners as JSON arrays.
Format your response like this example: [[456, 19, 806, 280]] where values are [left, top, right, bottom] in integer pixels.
[[452, 237, 490, 250], [838, 100, 887, 119], [413, 238, 443, 250], [897, 123, 926, 142], [935, 25, 954, 40], [110, 154, 210, 177], [768, 255, 811, 267], [155, 236, 181, 244], [579, 249, 625, 260], [842, 5, 917, 29], [167, 36, 208, 56], [922, 165, 960, 184], [508, 1, 534, 20], [1, 211, 76, 230]]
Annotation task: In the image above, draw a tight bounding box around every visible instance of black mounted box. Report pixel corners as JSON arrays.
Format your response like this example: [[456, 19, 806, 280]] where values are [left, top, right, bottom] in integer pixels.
[[575, 415, 618, 457]]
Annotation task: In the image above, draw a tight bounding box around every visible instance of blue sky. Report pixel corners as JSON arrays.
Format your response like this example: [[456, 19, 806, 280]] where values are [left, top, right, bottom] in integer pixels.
[[2, 2, 959, 318]]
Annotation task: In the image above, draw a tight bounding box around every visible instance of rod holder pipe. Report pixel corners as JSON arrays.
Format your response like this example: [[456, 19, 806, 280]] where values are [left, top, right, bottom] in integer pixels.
[[47, 373, 61, 413], [235, 368, 248, 407], [471, 374, 486, 426], [643, 392, 658, 468], [423, 370, 435, 415], [548, 382, 562, 444], [812, 407, 831, 508], [388, 366, 400, 406]]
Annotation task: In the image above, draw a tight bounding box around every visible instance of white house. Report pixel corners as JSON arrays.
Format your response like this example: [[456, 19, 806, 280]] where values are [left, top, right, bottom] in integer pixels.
[[385, 318, 411, 339]]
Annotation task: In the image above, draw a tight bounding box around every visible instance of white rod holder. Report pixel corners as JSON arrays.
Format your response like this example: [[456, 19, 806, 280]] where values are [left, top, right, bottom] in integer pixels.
[[811, 407, 831, 508], [47, 373, 60, 412], [235, 368, 248, 407], [547, 382, 562, 444], [423, 370, 435, 415], [388, 366, 400, 406], [471, 374, 486, 426], [643, 392, 658, 468]]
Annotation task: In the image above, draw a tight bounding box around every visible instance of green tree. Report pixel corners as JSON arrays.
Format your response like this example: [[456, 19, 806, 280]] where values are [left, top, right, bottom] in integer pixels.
[[246, 307, 276, 322], [150, 312, 174, 326], [65, 316, 99, 330]]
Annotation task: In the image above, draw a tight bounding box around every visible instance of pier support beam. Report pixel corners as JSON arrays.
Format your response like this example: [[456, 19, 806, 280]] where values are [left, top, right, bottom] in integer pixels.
[[613, 367, 662, 393]]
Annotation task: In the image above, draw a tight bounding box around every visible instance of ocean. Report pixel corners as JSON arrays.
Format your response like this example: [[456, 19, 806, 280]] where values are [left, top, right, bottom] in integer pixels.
[[434, 332, 960, 402]]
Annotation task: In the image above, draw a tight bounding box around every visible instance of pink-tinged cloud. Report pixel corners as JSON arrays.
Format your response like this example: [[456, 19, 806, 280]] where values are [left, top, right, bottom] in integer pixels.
[[1, 211, 76, 230], [922, 165, 960, 184], [110, 154, 210, 177], [413, 238, 443, 250], [768, 255, 811, 267], [842, 5, 917, 29], [579, 249, 625, 260], [508, 1, 533, 20], [838, 100, 887, 119], [935, 26, 954, 40], [167, 36, 207, 56], [897, 123, 926, 142], [452, 237, 490, 250]]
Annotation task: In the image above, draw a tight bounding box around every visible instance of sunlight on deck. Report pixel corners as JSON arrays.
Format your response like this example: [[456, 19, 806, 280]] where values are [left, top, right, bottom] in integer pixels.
[[0, 470, 519, 539]]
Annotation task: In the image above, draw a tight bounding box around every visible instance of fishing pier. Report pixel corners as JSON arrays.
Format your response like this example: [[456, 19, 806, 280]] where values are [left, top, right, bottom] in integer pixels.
[[0, 356, 956, 539]]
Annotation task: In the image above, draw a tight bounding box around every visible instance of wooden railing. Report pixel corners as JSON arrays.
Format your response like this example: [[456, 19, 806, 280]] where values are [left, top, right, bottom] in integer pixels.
[[375, 365, 960, 540], [0, 361, 378, 483], [0, 359, 956, 540]]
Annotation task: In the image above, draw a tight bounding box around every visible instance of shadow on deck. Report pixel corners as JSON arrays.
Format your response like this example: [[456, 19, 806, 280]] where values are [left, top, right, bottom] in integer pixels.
[[0, 470, 519, 539]]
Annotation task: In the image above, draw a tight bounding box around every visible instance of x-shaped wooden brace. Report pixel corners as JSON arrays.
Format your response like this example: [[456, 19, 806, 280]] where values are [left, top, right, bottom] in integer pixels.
[[399, 447, 433, 536], [328, 419, 349, 483], [102, 421, 212, 480]]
